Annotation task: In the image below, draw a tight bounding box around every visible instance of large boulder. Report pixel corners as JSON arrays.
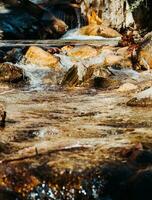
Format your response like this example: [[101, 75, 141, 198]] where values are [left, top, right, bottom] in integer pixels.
[[138, 32, 152, 69], [0, 63, 24, 83], [24, 46, 59, 68]]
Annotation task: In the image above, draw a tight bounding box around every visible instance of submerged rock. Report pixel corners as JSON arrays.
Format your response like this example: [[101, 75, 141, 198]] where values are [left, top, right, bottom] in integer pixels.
[[24, 46, 59, 69], [127, 87, 152, 107], [42, 17, 68, 39], [0, 63, 24, 83]]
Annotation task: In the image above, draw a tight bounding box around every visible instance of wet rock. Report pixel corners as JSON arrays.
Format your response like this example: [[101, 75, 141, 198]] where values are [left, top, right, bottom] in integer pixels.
[[0, 63, 24, 83], [67, 45, 98, 59], [24, 46, 59, 68], [138, 32, 152, 69], [127, 87, 152, 107], [79, 24, 122, 38], [62, 62, 120, 88], [84, 64, 111, 81], [93, 77, 119, 89], [83, 64, 117, 88], [117, 83, 137, 92], [41, 17, 68, 39], [61, 64, 87, 87]]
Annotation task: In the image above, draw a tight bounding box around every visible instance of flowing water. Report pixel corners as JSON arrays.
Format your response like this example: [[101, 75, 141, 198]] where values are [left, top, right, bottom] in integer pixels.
[[0, 1, 151, 199], [0, 39, 152, 199]]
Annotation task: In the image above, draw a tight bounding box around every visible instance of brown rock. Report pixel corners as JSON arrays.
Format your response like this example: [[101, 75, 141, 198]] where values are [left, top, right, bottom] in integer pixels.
[[83, 64, 119, 89], [25, 46, 59, 68], [61, 62, 117, 88], [67, 45, 98, 59], [79, 24, 121, 38], [51, 18, 68, 35], [0, 63, 24, 83], [138, 32, 152, 69], [84, 64, 110, 82], [61, 45, 74, 53], [61, 64, 87, 87], [43, 17, 68, 38]]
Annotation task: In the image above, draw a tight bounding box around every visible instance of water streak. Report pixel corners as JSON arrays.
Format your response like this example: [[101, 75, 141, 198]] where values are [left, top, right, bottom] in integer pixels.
[[17, 62, 51, 91]]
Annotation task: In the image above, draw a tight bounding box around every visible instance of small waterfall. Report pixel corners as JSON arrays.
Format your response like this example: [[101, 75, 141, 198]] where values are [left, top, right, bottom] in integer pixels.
[[17, 62, 51, 91]]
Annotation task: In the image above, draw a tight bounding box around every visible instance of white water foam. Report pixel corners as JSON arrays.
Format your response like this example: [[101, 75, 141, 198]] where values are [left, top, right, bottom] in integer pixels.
[[17, 63, 51, 91], [62, 28, 121, 41], [136, 87, 152, 100], [109, 68, 140, 80]]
